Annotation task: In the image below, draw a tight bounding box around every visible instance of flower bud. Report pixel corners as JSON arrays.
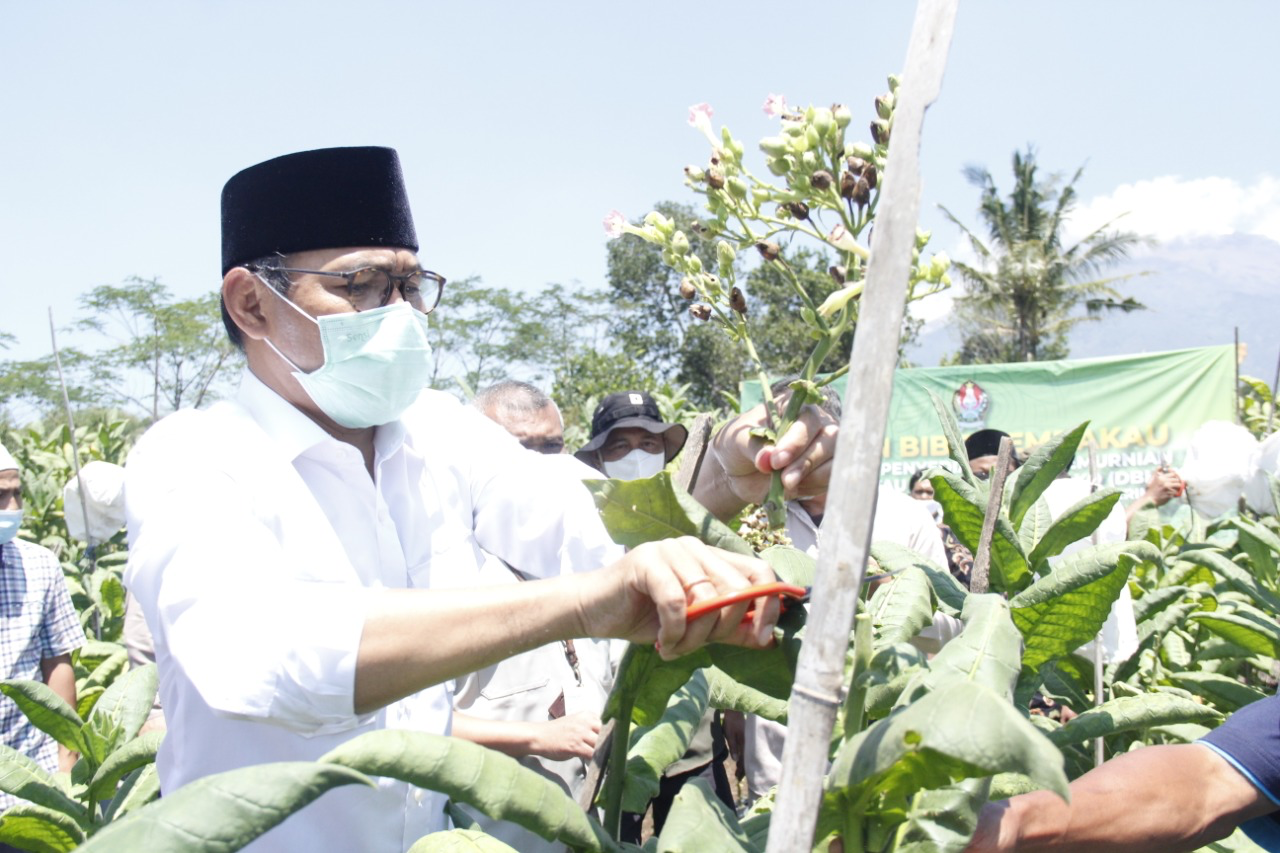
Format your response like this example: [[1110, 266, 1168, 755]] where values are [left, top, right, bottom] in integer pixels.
[[811, 170, 834, 191], [766, 157, 790, 176], [930, 252, 952, 279], [805, 125, 821, 150], [887, 73, 901, 93], [832, 104, 852, 128], [690, 303, 712, 321], [759, 136, 789, 157], [679, 277, 697, 300], [828, 265, 847, 285], [727, 177, 749, 200], [848, 142, 875, 160], [787, 201, 811, 220], [671, 230, 691, 256], [729, 287, 747, 315], [688, 255, 703, 273], [716, 240, 736, 271], [915, 228, 932, 250], [756, 241, 781, 262], [684, 164, 705, 182], [706, 166, 726, 190], [812, 107, 835, 137], [875, 92, 894, 120], [870, 119, 890, 146], [662, 249, 676, 266]]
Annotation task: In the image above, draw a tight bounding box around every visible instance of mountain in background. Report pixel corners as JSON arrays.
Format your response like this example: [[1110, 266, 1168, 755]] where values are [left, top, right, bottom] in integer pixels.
[[908, 233, 1280, 380]]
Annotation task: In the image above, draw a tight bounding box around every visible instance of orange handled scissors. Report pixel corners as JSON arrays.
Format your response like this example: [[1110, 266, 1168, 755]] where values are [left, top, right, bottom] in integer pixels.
[[685, 581, 810, 621]]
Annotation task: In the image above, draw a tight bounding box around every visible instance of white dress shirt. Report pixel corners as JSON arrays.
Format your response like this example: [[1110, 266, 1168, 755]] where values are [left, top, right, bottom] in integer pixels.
[[124, 371, 616, 852]]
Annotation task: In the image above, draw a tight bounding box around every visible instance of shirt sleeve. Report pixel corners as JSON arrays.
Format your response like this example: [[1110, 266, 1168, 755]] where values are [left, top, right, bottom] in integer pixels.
[[39, 560, 85, 659], [124, 413, 372, 734], [1199, 695, 1280, 845]]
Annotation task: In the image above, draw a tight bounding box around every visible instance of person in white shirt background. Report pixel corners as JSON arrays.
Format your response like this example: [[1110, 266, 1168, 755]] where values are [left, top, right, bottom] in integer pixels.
[[124, 146, 840, 852]]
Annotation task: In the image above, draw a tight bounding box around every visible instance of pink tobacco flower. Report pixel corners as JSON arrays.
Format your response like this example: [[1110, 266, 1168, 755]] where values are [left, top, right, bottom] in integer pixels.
[[687, 102, 718, 146], [603, 210, 628, 239], [762, 94, 787, 117]]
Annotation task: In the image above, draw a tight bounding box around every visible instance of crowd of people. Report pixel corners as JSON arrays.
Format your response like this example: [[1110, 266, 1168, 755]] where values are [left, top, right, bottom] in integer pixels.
[[0, 145, 1276, 852]]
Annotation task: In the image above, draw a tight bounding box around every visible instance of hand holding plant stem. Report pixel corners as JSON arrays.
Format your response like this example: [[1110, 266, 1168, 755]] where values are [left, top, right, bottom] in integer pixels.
[[605, 81, 952, 528]]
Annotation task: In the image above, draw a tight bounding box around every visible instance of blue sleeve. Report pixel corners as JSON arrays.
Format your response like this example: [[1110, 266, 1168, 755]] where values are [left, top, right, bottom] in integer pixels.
[[1199, 695, 1280, 847]]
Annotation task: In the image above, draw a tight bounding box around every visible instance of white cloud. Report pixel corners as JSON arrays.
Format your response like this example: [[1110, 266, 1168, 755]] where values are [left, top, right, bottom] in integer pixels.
[[1067, 174, 1280, 244]]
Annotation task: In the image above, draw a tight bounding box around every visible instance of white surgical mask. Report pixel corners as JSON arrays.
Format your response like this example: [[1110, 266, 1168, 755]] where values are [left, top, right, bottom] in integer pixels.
[[0, 509, 23, 544], [261, 283, 433, 428], [602, 448, 665, 481]]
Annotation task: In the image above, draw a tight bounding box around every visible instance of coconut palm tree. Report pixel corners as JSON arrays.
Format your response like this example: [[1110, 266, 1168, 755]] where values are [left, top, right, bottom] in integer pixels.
[[940, 148, 1149, 363]]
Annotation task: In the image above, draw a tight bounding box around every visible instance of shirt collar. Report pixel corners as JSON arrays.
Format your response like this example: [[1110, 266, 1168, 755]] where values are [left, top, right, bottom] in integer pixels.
[[236, 369, 409, 464]]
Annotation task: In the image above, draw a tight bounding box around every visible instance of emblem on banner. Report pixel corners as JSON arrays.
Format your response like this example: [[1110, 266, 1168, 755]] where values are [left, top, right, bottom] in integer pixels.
[[952, 381, 989, 427]]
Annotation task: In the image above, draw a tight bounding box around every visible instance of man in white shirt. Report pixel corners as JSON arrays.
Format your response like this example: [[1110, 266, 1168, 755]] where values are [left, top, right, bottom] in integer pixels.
[[125, 146, 838, 851]]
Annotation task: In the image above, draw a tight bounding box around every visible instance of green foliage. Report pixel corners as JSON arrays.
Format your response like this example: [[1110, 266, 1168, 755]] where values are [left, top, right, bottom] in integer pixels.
[[0, 666, 163, 848], [941, 148, 1148, 364]]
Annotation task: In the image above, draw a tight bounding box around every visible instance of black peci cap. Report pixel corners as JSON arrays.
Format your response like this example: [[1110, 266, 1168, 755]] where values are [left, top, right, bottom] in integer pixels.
[[220, 146, 418, 274]]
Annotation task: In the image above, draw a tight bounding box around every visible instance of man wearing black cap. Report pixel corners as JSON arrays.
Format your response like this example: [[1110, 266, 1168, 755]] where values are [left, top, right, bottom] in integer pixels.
[[123, 147, 836, 851], [575, 391, 688, 479]]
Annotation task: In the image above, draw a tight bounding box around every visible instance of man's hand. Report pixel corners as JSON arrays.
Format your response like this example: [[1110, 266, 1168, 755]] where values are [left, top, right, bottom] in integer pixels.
[[534, 711, 602, 761], [695, 395, 839, 520], [1144, 468, 1185, 508], [577, 536, 780, 660]]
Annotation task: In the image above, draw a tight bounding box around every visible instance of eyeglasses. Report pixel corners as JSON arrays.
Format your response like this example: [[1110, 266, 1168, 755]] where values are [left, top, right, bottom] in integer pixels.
[[252, 265, 446, 314]]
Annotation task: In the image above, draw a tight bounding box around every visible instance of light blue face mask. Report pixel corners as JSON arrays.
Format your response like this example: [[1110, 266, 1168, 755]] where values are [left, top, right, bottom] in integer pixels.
[[0, 509, 23, 544], [261, 284, 434, 429]]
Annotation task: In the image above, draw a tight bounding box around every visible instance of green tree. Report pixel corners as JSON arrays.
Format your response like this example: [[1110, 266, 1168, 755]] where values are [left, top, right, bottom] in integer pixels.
[[75, 278, 240, 419], [941, 148, 1148, 364]]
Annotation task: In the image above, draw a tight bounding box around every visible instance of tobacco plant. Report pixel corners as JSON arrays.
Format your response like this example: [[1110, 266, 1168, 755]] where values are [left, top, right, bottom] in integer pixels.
[[605, 87, 951, 527]]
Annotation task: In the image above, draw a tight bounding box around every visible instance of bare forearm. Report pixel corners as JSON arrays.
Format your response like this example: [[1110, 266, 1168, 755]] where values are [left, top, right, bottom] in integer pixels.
[[354, 574, 593, 714], [452, 713, 549, 758], [970, 745, 1274, 852], [41, 656, 77, 772]]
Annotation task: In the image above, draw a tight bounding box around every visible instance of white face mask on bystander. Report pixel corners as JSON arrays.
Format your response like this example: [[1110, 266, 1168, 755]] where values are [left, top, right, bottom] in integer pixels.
[[602, 448, 665, 481]]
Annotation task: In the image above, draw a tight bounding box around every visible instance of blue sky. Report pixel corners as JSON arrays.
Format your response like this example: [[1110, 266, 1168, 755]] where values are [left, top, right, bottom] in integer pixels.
[[3, 1, 1279, 364]]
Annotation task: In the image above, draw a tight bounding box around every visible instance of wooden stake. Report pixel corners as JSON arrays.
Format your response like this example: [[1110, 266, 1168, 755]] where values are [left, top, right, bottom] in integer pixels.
[[969, 436, 1014, 595], [765, 2, 959, 848]]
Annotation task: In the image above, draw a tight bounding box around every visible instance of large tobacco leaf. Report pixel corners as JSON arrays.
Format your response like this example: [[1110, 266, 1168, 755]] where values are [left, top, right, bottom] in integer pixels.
[[867, 566, 935, 648], [827, 681, 1067, 805], [871, 542, 966, 618], [1045, 693, 1222, 747], [0, 681, 85, 756], [1007, 422, 1089, 529], [323, 731, 619, 853], [898, 594, 1022, 707], [931, 470, 1030, 594], [585, 473, 754, 556], [622, 672, 710, 813], [78, 762, 372, 852], [0, 803, 86, 852], [654, 778, 756, 852], [1026, 488, 1123, 566], [1011, 543, 1155, 680]]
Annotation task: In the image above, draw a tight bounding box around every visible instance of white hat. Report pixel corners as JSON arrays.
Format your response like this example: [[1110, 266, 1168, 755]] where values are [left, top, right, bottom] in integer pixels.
[[0, 443, 18, 473]]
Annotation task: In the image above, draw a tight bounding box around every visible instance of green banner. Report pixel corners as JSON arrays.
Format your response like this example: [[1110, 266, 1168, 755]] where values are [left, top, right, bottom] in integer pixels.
[[741, 345, 1237, 502]]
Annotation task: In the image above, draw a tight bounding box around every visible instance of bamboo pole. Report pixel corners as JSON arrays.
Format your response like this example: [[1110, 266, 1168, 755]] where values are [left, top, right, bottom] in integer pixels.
[[764, 2, 959, 848], [48, 309, 100, 640], [968, 437, 1014, 595], [1088, 445, 1105, 766]]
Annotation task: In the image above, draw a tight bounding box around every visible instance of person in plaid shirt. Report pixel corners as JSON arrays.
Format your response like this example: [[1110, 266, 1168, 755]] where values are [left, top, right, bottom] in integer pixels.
[[0, 442, 84, 812]]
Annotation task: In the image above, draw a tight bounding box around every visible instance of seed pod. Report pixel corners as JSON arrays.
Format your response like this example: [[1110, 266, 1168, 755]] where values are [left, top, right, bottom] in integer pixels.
[[846, 156, 869, 176], [829, 265, 847, 285], [756, 241, 781, 262], [787, 201, 811, 220], [684, 164, 705, 182], [690, 303, 712, 321], [840, 170, 857, 200], [863, 164, 878, 190], [875, 92, 894, 120], [706, 166, 726, 190], [870, 119, 890, 146], [811, 170, 834, 191], [729, 287, 747, 315], [832, 103, 852, 128], [679, 278, 697, 300], [852, 177, 871, 207]]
